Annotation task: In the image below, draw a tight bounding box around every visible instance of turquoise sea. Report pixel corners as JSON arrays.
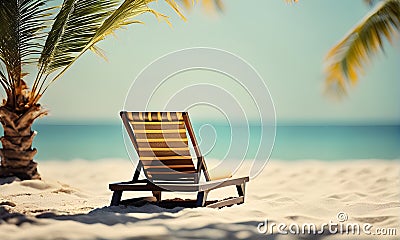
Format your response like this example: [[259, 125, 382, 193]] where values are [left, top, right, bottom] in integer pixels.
[[26, 123, 400, 161]]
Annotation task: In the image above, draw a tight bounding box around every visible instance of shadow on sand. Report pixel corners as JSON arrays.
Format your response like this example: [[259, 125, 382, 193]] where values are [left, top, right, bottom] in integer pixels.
[[1, 204, 338, 240], [0, 177, 19, 186], [36, 206, 268, 240]]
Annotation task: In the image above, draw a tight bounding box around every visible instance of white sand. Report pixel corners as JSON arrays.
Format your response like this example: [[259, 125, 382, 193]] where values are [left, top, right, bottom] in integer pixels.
[[0, 159, 399, 240]]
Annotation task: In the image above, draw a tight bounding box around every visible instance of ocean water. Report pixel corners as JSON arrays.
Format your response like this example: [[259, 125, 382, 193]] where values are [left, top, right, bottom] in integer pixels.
[[22, 123, 400, 161]]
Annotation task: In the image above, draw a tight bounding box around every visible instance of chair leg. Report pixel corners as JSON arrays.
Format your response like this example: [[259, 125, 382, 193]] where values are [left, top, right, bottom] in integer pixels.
[[196, 191, 208, 207], [110, 191, 122, 206], [236, 183, 246, 197], [152, 191, 162, 201]]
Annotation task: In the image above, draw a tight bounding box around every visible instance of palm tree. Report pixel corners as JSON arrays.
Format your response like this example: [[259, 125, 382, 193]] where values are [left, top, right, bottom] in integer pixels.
[[0, 0, 188, 180], [325, 0, 400, 94]]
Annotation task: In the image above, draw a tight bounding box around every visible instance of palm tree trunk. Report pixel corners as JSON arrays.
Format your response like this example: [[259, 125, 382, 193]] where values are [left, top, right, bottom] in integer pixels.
[[0, 105, 47, 180]]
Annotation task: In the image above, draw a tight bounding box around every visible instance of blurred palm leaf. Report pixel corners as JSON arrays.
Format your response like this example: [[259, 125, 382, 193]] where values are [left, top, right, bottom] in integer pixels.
[[325, 0, 400, 94], [179, 0, 224, 12], [181, 0, 193, 9], [200, 0, 224, 12]]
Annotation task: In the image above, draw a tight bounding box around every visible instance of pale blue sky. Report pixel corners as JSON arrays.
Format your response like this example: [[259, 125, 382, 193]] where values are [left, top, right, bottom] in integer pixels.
[[38, 0, 400, 124]]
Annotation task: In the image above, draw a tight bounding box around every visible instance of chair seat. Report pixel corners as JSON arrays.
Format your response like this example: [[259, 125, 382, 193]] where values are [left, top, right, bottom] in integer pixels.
[[110, 176, 249, 192]]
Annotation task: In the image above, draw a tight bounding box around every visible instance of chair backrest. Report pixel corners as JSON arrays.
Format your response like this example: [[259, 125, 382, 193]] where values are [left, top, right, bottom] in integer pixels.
[[121, 111, 203, 183]]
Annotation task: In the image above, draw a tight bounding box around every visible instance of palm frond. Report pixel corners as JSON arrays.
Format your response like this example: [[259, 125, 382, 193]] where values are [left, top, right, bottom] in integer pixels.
[[325, 0, 400, 94], [33, 0, 121, 104], [0, 0, 53, 110], [38, 0, 182, 97], [0, 69, 11, 100], [90, 0, 169, 47], [0, 0, 52, 86], [38, 0, 120, 76]]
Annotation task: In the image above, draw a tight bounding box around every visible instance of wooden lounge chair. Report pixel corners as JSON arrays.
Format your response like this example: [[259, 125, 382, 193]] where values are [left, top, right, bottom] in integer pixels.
[[109, 111, 249, 208]]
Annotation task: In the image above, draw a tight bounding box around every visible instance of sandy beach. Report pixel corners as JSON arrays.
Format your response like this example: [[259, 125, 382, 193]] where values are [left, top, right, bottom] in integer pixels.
[[0, 159, 399, 240]]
